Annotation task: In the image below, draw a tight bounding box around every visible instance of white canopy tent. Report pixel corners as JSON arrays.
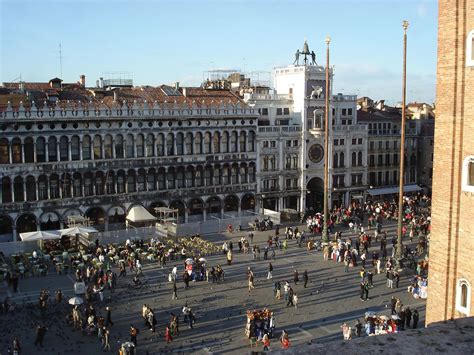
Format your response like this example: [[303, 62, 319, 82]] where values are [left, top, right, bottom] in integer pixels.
[[59, 226, 99, 236], [19, 230, 61, 242], [126, 206, 158, 223]]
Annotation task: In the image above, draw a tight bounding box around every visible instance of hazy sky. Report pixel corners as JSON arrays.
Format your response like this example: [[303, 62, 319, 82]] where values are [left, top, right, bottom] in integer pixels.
[[0, 0, 437, 104]]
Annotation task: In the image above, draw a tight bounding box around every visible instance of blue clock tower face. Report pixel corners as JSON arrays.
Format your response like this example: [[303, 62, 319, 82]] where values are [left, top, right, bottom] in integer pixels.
[[308, 144, 324, 163]]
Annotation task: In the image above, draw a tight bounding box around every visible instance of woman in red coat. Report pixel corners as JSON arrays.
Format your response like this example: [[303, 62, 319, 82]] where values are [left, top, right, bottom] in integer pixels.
[[165, 325, 173, 343]]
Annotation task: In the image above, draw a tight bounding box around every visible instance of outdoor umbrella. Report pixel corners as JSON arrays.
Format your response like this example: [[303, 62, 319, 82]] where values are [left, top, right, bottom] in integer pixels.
[[19, 230, 61, 242], [391, 315, 401, 320], [198, 257, 207, 263], [185, 258, 194, 265], [68, 296, 84, 305]]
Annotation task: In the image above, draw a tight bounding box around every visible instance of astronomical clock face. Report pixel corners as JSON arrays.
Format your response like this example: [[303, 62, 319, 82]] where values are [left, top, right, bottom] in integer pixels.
[[308, 144, 324, 163]]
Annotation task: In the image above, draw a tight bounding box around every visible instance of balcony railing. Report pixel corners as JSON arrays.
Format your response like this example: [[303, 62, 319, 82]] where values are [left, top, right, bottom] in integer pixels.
[[258, 126, 302, 133]]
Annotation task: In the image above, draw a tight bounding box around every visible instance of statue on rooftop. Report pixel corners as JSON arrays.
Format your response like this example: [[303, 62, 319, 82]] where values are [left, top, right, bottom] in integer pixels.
[[294, 50, 300, 65]]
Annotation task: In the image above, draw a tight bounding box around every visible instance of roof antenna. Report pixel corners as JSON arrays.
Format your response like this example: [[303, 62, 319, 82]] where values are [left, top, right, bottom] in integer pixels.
[[59, 43, 63, 81]]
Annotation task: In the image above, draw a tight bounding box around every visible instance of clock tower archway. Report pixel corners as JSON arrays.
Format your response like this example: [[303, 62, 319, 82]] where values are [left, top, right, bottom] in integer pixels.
[[306, 177, 324, 212]]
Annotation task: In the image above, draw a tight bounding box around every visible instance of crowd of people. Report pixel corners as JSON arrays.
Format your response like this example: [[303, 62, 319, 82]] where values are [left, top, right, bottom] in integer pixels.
[[2, 193, 432, 353]]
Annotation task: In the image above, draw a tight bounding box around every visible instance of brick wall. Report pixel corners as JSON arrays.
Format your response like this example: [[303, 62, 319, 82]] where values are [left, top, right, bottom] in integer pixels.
[[426, 0, 474, 325]]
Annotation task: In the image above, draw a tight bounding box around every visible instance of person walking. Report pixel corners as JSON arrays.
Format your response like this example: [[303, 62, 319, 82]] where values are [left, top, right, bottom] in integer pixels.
[[303, 270, 308, 288], [390, 296, 397, 315], [405, 307, 412, 328], [105, 307, 114, 327], [280, 330, 290, 349], [267, 263, 273, 280], [286, 287, 294, 307], [293, 270, 299, 285], [275, 281, 281, 299], [412, 310, 419, 329], [283, 281, 290, 301], [34, 325, 46, 347], [172, 281, 178, 300], [354, 319, 362, 337], [293, 293, 299, 309], [359, 280, 366, 301], [262, 333, 270, 351], [130, 325, 139, 346], [165, 324, 173, 343], [102, 328, 111, 352]]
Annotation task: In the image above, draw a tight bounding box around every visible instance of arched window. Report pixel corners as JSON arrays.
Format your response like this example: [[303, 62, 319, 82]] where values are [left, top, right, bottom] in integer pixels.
[[136, 134, 144, 158], [73, 173, 82, 197], [146, 134, 154, 157], [0, 138, 9, 164], [2, 177, 12, 203], [340, 152, 345, 168], [38, 175, 48, 200], [204, 166, 212, 186], [352, 152, 357, 167], [12, 138, 22, 163], [222, 131, 229, 153], [95, 172, 105, 195], [166, 133, 174, 156], [176, 133, 184, 155], [231, 164, 239, 184], [239, 131, 247, 152], [82, 136, 91, 160], [333, 153, 339, 168], [60, 136, 69, 161], [104, 135, 113, 159], [358, 152, 363, 166], [147, 169, 156, 191], [156, 134, 165, 156], [62, 173, 71, 198], [186, 167, 194, 187], [84, 173, 93, 196], [48, 136, 57, 162], [26, 176, 36, 201], [185, 133, 193, 155], [249, 163, 256, 183], [36, 137, 46, 162], [93, 135, 102, 159], [456, 279, 471, 315], [13, 176, 24, 202], [230, 131, 238, 153], [106, 171, 115, 194], [204, 132, 212, 154], [137, 169, 146, 191], [24, 137, 34, 163], [222, 165, 230, 184], [127, 170, 136, 192], [176, 168, 185, 188], [49, 174, 60, 199], [195, 132, 202, 154], [71, 136, 80, 160], [126, 134, 134, 158], [213, 132, 220, 153], [213, 165, 221, 185], [248, 131, 256, 152], [116, 171, 126, 194], [115, 134, 124, 158], [167, 168, 175, 189], [195, 167, 203, 187], [157, 168, 166, 190]]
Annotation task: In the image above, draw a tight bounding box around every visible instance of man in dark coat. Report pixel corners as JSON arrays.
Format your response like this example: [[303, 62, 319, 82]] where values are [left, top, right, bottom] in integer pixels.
[[303, 270, 309, 288], [34, 325, 47, 347]]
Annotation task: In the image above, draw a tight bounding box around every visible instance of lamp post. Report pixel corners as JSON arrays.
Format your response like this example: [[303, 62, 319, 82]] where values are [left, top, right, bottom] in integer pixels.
[[322, 36, 331, 245], [396, 20, 409, 269]]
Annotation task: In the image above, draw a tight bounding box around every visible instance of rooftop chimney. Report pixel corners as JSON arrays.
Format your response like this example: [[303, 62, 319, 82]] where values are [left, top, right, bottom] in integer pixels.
[[182, 87, 187, 97], [99, 77, 104, 88], [174, 82, 180, 90], [79, 75, 86, 87], [113, 91, 118, 101]]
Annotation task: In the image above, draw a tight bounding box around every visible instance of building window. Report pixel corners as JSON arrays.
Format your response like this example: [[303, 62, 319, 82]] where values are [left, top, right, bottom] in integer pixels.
[[276, 108, 283, 115], [358, 138, 362, 145], [286, 140, 291, 147], [342, 108, 347, 116], [334, 139, 339, 146], [283, 108, 290, 115], [270, 141, 276, 148], [348, 108, 353, 116], [352, 138, 357, 145], [467, 30, 474, 66], [340, 139, 345, 145], [263, 141, 269, 148], [456, 279, 471, 316], [462, 156, 474, 192], [293, 140, 298, 147], [261, 108, 268, 116]]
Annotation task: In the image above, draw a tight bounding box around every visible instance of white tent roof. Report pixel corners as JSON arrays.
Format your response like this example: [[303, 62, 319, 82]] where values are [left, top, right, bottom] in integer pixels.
[[59, 226, 98, 236], [126, 206, 158, 223], [367, 184, 422, 196], [19, 230, 61, 242]]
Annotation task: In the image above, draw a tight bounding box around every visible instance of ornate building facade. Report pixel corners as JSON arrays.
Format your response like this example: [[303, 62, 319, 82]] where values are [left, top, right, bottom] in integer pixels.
[[0, 82, 258, 241]]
